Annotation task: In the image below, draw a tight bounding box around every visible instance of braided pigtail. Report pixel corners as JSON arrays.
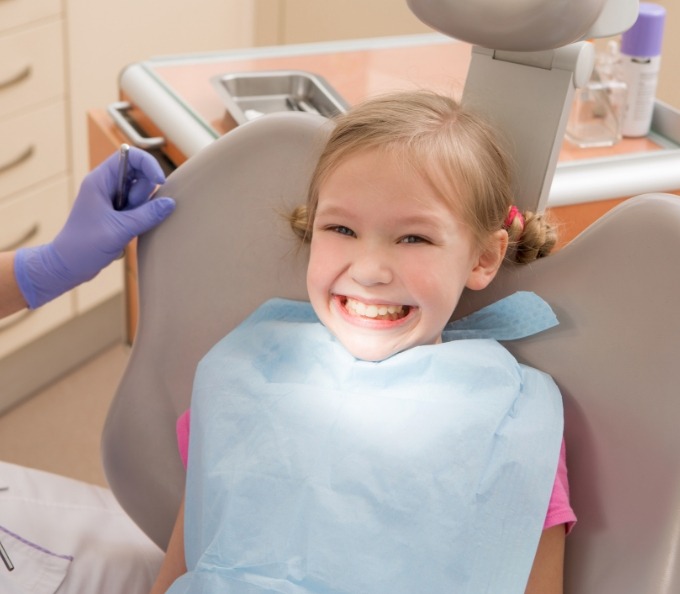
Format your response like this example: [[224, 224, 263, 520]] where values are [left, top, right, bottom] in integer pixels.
[[504, 207, 557, 264], [288, 204, 311, 242]]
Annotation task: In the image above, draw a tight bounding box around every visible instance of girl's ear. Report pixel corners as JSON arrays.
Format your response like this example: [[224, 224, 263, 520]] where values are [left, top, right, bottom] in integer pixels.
[[466, 230, 509, 291]]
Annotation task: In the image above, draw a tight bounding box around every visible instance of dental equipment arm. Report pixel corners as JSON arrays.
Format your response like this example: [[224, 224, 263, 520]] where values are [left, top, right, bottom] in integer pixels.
[[406, 0, 639, 52], [407, 0, 640, 212]]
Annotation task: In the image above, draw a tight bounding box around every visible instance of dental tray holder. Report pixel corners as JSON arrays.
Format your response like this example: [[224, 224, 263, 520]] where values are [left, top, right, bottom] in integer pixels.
[[211, 70, 349, 126]]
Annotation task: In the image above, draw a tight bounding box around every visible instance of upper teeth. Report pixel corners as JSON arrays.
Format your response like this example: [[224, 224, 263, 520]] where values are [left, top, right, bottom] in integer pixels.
[[346, 298, 404, 319]]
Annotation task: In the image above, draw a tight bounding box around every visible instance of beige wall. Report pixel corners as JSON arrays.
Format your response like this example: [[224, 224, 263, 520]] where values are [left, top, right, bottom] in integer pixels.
[[254, 1, 679, 109], [253, 0, 430, 46]]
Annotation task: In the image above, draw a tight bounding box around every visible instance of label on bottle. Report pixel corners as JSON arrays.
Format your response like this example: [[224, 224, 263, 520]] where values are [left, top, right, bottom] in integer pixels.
[[620, 55, 661, 137]]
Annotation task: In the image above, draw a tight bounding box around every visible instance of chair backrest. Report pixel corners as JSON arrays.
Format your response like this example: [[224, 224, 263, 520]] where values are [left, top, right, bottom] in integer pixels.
[[103, 111, 680, 593], [102, 112, 327, 549], [455, 192, 680, 593]]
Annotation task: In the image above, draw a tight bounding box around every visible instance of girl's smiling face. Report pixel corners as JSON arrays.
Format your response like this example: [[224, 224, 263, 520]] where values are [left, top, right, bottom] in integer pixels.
[[307, 148, 506, 362]]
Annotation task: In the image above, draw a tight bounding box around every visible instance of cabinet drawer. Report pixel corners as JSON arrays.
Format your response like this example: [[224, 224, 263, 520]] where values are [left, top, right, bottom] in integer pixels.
[[0, 177, 73, 358], [0, 0, 61, 34], [0, 101, 68, 200], [0, 19, 65, 119], [0, 178, 67, 252]]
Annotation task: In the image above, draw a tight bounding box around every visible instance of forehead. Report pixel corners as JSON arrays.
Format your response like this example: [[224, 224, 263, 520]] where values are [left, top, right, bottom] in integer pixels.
[[317, 148, 463, 219]]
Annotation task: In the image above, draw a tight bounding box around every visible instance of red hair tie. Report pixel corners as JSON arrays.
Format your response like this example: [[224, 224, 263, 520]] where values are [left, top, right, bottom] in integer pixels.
[[504, 205, 525, 231]]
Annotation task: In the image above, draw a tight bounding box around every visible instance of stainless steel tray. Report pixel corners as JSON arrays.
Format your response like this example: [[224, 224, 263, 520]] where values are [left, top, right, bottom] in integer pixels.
[[211, 70, 349, 124]]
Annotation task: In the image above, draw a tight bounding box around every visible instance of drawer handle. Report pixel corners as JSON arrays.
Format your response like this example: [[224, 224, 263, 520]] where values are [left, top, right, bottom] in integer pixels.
[[0, 223, 39, 252], [107, 101, 165, 150], [0, 65, 32, 91], [0, 145, 35, 175], [0, 309, 32, 333]]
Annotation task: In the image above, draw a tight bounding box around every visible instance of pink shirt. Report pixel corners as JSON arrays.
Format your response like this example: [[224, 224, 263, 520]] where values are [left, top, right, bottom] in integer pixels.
[[176, 409, 575, 532]]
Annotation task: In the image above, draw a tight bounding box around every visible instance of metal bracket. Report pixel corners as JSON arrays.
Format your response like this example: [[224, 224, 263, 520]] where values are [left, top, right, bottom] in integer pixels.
[[462, 42, 595, 212], [107, 101, 165, 150]]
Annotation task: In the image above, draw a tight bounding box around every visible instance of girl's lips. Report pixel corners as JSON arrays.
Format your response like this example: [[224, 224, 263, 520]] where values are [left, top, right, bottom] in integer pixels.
[[333, 295, 416, 327]]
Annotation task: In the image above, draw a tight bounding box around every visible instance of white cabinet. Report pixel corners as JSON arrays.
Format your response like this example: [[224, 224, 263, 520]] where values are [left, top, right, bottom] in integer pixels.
[[0, 19, 65, 119], [0, 0, 61, 31], [0, 3, 73, 359], [0, 101, 69, 199], [0, 179, 73, 359]]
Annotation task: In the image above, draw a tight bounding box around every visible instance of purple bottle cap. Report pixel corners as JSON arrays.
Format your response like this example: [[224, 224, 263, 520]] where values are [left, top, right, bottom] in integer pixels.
[[621, 2, 666, 58]]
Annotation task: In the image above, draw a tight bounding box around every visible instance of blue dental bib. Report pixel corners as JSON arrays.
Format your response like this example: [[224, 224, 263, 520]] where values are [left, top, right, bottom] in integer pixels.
[[171, 294, 563, 594]]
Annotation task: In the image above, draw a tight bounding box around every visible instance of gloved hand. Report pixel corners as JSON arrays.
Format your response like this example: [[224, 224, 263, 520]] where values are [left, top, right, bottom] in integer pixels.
[[14, 147, 176, 309]]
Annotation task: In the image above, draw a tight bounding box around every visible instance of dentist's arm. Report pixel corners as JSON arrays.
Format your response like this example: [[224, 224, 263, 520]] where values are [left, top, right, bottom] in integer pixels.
[[1, 148, 175, 319], [0, 251, 27, 319]]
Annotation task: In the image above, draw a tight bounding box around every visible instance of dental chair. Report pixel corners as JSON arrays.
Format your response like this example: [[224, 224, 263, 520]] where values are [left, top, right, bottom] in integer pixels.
[[103, 0, 680, 592]]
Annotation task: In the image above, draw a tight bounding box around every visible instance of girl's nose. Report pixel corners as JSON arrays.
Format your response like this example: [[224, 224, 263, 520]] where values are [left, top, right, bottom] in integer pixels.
[[349, 248, 393, 286]]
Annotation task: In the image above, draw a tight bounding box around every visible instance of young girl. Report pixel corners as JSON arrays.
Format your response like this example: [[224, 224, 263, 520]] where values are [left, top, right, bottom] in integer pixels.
[[151, 90, 575, 594]]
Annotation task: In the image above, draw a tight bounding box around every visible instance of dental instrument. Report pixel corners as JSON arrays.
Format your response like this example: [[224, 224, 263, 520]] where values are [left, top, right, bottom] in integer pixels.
[[115, 143, 131, 211], [0, 539, 14, 572]]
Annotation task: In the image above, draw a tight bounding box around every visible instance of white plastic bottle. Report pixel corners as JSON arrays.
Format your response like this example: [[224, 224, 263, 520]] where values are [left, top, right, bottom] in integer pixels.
[[620, 2, 666, 137]]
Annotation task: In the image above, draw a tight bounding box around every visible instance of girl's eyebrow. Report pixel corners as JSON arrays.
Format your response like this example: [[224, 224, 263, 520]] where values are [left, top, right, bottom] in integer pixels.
[[315, 197, 455, 232], [314, 204, 352, 218], [399, 214, 446, 228]]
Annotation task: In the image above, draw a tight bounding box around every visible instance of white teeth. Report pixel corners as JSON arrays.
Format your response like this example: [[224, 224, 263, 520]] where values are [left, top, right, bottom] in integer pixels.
[[345, 298, 406, 320]]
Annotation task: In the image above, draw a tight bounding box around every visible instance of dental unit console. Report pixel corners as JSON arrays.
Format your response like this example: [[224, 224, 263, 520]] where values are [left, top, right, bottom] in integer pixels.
[[407, 0, 640, 212]]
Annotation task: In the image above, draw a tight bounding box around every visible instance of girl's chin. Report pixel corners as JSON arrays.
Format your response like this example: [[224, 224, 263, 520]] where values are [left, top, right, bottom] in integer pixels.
[[334, 332, 411, 362]]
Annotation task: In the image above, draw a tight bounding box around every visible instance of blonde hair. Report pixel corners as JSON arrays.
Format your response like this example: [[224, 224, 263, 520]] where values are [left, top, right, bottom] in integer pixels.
[[289, 90, 555, 264]]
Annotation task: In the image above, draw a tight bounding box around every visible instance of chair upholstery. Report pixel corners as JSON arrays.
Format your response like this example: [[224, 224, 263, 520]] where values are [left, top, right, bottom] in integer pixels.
[[102, 112, 328, 549], [103, 110, 680, 593], [455, 192, 680, 593]]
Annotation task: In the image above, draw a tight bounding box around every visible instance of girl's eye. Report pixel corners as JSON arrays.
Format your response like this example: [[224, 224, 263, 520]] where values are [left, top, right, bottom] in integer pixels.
[[329, 225, 356, 237], [400, 235, 429, 244]]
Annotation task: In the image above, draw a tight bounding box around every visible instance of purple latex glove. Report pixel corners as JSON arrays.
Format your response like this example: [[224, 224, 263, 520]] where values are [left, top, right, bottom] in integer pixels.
[[14, 147, 176, 309]]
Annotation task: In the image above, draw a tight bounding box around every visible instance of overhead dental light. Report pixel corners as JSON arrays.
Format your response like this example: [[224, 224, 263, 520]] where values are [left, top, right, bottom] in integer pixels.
[[406, 0, 639, 51]]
